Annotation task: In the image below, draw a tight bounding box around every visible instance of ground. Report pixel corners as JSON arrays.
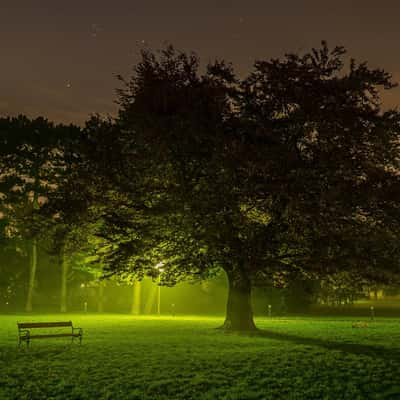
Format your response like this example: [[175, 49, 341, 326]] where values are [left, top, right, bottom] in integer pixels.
[[0, 314, 399, 399]]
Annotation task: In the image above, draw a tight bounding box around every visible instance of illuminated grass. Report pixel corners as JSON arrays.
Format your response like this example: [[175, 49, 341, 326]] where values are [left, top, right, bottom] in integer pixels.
[[1, 314, 400, 399]]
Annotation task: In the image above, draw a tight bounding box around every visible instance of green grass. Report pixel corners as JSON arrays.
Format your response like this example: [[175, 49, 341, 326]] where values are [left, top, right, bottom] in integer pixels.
[[1, 314, 400, 399]]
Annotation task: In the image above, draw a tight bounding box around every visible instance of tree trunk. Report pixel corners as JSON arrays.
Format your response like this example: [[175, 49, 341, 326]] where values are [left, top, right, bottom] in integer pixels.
[[25, 239, 37, 312], [221, 268, 257, 331], [60, 246, 68, 313], [144, 284, 157, 314], [98, 281, 105, 313], [131, 280, 141, 315], [25, 186, 40, 313]]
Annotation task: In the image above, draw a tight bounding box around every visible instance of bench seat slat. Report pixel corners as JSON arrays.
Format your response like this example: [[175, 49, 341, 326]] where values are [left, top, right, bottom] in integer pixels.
[[18, 322, 73, 329], [22, 333, 81, 339]]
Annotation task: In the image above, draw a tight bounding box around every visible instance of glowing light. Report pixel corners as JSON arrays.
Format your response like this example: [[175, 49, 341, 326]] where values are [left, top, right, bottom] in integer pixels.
[[155, 262, 164, 272]]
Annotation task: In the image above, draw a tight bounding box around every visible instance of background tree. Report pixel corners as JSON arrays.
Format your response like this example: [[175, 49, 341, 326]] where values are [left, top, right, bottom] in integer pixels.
[[0, 116, 81, 311]]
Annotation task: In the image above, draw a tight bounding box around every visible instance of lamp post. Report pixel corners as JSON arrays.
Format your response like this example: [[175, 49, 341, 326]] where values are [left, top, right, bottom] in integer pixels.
[[156, 262, 164, 316]]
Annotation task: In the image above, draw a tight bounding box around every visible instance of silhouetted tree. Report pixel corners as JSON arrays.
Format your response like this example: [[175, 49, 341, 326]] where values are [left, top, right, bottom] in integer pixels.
[[64, 44, 399, 330], [28, 43, 400, 330]]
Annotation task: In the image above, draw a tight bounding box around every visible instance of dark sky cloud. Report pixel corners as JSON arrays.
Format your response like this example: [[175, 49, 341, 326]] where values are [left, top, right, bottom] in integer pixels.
[[1, 0, 399, 124]]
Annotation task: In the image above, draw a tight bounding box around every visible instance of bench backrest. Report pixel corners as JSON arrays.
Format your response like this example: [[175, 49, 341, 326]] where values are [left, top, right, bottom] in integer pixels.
[[18, 321, 73, 329]]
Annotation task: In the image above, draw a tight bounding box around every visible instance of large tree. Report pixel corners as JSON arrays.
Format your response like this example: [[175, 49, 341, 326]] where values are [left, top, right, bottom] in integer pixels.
[[48, 44, 400, 330]]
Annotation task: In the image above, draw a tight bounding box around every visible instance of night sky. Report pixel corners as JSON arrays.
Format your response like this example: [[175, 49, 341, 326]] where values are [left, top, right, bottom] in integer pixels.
[[2, 0, 400, 125]]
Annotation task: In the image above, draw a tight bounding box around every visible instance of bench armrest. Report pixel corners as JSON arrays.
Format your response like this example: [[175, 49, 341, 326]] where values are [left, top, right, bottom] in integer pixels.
[[73, 327, 83, 335], [18, 329, 30, 337]]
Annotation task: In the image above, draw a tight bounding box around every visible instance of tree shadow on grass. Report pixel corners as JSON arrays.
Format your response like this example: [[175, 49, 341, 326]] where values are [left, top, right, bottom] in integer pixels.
[[246, 329, 400, 362]]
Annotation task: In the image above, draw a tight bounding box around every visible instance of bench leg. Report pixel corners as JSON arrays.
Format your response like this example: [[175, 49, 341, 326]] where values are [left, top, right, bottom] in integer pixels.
[[18, 337, 28, 347], [71, 335, 82, 345]]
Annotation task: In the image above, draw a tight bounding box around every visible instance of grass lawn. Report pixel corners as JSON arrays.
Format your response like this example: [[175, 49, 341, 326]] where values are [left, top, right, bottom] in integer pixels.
[[1, 314, 399, 399]]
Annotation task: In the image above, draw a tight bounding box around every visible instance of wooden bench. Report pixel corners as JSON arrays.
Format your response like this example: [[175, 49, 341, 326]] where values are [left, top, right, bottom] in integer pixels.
[[17, 321, 83, 346]]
